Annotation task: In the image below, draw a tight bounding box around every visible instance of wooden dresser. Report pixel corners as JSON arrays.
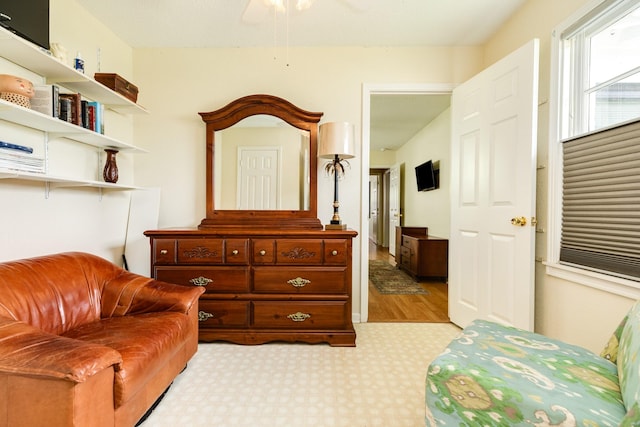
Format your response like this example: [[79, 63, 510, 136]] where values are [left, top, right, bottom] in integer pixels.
[[396, 226, 448, 280], [144, 228, 357, 347]]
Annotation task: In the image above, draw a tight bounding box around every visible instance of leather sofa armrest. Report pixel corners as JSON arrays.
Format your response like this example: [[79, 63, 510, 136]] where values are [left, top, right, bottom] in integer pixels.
[[0, 318, 122, 383], [101, 271, 205, 318]]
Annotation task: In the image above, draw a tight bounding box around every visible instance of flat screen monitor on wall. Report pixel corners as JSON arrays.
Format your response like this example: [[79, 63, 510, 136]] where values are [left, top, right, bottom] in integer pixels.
[[0, 0, 50, 50], [415, 160, 439, 192]]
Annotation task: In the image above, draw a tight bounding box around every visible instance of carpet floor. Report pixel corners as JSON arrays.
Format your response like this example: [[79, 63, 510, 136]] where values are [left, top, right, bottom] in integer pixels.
[[140, 322, 460, 427]]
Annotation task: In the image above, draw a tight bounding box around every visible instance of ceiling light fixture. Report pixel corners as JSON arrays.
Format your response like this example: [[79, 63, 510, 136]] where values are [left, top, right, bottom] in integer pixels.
[[265, 0, 314, 13]]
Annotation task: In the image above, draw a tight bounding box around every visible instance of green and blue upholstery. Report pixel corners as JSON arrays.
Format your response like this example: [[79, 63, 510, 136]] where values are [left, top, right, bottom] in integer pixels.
[[425, 302, 640, 426]]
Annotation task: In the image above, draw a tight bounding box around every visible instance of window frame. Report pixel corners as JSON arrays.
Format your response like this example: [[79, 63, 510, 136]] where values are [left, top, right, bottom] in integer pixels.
[[546, 0, 640, 299]]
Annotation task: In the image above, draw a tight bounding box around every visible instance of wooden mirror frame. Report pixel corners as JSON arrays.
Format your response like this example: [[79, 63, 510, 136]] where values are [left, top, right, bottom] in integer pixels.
[[198, 94, 323, 229]]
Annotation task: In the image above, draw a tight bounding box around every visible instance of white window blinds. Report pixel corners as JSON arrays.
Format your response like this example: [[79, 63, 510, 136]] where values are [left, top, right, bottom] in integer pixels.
[[560, 118, 640, 279]]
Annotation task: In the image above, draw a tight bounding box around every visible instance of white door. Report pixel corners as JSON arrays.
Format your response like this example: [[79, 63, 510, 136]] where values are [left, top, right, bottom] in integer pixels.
[[237, 147, 279, 210], [369, 175, 379, 244], [449, 39, 539, 331], [388, 164, 401, 256]]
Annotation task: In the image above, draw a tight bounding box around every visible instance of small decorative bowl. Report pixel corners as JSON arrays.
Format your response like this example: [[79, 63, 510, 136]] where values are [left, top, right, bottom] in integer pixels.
[[0, 92, 31, 108], [0, 74, 35, 108]]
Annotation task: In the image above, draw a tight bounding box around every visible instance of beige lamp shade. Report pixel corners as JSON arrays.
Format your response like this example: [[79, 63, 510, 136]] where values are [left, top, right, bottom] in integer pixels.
[[318, 122, 355, 159]]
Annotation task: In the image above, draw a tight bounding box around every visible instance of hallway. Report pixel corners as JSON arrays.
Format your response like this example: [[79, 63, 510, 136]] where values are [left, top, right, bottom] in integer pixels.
[[368, 241, 449, 323]]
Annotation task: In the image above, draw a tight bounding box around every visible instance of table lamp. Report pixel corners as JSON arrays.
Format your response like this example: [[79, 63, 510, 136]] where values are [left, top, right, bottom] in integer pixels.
[[318, 122, 355, 230]]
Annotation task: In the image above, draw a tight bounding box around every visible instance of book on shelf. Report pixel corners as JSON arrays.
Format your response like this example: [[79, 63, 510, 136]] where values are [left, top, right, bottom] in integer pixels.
[[81, 100, 89, 129], [30, 84, 60, 117], [0, 145, 44, 174], [59, 93, 82, 126], [59, 98, 72, 123], [0, 141, 33, 154], [87, 101, 104, 134]]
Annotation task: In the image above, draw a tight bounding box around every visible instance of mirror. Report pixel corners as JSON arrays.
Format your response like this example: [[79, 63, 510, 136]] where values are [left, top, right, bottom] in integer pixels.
[[214, 115, 310, 211], [199, 94, 323, 229]]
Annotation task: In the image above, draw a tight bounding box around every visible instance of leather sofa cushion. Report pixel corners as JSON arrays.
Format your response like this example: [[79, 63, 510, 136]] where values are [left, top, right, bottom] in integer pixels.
[[0, 253, 114, 334], [63, 311, 192, 407]]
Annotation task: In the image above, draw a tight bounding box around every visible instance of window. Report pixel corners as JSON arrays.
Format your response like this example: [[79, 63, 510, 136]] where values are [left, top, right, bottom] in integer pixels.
[[561, 0, 640, 137], [549, 0, 640, 290]]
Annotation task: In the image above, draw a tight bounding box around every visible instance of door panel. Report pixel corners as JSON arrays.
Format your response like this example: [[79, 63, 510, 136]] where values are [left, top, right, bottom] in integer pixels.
[[388, 164, 401, 256], [369, 175, 379, 244], [238, 148, 279, 210], [449, 39, 539, 331]]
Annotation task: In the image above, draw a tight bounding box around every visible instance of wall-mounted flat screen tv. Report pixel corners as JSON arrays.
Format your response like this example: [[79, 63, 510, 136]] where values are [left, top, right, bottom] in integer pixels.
[[0, 0, 50, 50], [415, 160, 439, 191]]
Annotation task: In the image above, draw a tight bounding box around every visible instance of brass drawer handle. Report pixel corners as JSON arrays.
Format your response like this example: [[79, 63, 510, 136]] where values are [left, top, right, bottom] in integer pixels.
[[287, 312, 311, 322], [232, 249, 239, 255], [331, 250, 338, 256], [190, 276, 213, 287], [259, 250, 266, 256], [287, 277, 311, 288], [198, 311, 214, 322], [160, 249, 168, 255]]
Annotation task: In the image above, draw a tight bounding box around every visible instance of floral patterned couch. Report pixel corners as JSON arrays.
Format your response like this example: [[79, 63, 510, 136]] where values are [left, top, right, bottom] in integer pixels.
[[425, 302, 640, 426]]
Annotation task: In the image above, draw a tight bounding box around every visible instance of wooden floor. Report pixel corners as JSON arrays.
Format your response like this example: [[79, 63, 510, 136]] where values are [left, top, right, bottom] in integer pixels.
[[368, 241, 450, 323]]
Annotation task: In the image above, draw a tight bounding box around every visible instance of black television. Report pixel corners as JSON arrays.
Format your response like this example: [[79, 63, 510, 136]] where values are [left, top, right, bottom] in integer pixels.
[[0, 0, 50, 50], [415, 160, 439, 191]]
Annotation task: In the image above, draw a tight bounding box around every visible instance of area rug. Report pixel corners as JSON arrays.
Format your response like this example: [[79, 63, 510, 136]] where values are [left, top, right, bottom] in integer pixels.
[[368, 259, 428, 294]]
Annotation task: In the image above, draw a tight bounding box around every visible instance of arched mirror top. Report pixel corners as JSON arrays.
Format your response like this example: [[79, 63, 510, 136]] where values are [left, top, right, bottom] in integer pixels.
[[200, 94, 322, 132], [198, 94, 323, 230]]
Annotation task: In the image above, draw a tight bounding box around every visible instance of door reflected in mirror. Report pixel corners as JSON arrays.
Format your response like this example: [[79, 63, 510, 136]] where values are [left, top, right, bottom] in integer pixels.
[[215, 115, 310, 210]]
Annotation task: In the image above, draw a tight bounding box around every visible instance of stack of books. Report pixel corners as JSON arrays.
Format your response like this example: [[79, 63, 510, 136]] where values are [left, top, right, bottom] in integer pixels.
[[31, 85, 104, 134], [0, 141, 45, 174]]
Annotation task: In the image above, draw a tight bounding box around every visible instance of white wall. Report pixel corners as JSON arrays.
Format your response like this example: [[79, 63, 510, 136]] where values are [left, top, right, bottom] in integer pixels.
[[132, 46, 483, 317], [483, 0, 635, 352], [0, 0, 137, 264]]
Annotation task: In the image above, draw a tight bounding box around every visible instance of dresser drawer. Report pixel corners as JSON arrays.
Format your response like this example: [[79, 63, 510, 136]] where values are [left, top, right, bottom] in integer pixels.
[[178, 239, 224, 263], [276, 239, 323, 264], [253, 267, 347, 293], [402, 235, 417, 247], [225, 239, 249, 264], [252, 301, 348, 329], [252, 239, 275, 264], [198, 301, 249, 328], [323, 239, 348, 265], [155, 266, 249, 293], [153, 239, 176, 264]]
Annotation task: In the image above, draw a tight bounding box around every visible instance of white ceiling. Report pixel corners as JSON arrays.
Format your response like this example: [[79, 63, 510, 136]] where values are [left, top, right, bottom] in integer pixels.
[[76, 0, 525, 151], [371, 94, 451, 152]]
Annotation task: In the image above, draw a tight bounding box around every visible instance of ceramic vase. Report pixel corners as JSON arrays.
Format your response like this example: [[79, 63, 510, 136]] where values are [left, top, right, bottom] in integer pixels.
[[103, 149, 119, 183]]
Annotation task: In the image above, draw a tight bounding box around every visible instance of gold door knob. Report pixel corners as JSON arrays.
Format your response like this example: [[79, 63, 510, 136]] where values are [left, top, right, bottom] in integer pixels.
[[511, 216, 527, 227]]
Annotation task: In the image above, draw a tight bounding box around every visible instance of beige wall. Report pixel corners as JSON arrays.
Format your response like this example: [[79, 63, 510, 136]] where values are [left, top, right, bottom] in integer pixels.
[[2, 0, 632, 351], [132, 46, 482, 317], [483, 0, 635, 352], [0, 0, 135, 264], [394, 108, 451, 239]]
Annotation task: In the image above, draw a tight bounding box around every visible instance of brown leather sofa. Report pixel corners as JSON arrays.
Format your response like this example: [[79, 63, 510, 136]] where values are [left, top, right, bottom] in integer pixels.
[[0, 252, 205, 427]]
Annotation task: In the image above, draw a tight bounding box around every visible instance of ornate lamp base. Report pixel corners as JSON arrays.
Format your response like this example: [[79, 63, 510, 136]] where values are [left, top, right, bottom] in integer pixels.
[[325, 223, 348, 230]]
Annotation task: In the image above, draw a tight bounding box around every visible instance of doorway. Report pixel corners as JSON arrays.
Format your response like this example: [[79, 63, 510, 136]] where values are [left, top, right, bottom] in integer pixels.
[[361, 84, 454, 323]]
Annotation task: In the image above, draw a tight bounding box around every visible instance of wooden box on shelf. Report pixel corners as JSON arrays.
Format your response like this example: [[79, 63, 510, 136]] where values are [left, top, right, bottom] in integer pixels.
[[94, 73, 139, 103]]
